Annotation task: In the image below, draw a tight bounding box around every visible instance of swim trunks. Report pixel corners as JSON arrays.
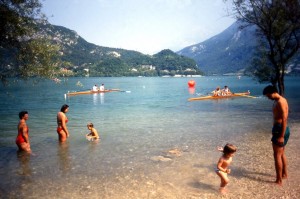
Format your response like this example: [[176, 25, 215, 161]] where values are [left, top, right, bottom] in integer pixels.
[[16, 127, 29, 145], [57, 119, 68, 133], [271, 123, 290, 147], [215, 168, 222, 173], [57, 127, 63, 133]]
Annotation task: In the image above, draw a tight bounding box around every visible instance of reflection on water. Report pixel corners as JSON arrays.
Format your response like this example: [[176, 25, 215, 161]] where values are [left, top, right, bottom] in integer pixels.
[[92, 93, 105, 105], [100, 93, 104, 104], [57, 142, 71, 172], [93, 93, 98, 105], [188, 87, 195, 94], [88, 139, 100, 153], [13, 151, 34, 199], [17, 151, 31, 176]]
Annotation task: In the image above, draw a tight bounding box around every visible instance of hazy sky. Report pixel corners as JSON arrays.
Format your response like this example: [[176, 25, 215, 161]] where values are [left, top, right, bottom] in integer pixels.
[[41, 0, 235, 55]]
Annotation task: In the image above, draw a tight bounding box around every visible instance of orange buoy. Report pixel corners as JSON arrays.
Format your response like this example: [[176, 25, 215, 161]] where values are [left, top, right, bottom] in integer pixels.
[[188, 80, 195, 88]]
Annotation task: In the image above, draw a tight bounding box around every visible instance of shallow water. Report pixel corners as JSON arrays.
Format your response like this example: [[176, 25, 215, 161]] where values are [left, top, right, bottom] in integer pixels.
[[0, 76, 299, 198]]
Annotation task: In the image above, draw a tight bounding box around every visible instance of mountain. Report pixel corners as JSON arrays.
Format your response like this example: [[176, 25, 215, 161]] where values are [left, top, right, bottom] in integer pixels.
[[177, 22, 257, 75], [177, 21, 300, 75], [38, 23, 202, 77]]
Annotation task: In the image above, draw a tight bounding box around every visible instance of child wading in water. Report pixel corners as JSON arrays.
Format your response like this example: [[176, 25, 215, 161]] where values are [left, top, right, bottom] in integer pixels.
[[86, 123, 100, 141], [215, 143, 237, 194]]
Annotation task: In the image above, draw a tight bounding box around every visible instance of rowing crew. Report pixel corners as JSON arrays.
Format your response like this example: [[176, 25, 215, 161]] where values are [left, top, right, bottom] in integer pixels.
[[92, 84, 105, 91], [212, 86, 232, 96]]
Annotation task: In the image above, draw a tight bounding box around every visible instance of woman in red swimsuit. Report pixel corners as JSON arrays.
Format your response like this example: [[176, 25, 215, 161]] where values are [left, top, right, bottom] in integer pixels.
[[16, 111, 31, 152], [57, 104, 70, 142]]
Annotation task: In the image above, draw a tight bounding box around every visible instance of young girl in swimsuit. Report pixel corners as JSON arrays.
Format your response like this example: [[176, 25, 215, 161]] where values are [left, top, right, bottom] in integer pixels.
[[16, 111, 31, 153], [215, 143, 237, 194], [86, 123, 100, 141], [57, 104, 70, 142]]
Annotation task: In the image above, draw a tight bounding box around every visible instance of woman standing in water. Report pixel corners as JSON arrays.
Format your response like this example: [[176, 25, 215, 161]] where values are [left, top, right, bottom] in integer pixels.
[[16, 111, 31, 153], [57, 104, 70, 142]]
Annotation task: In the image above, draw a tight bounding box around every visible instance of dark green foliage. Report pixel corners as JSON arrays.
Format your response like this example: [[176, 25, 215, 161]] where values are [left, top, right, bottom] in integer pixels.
[[89, 58, 130, 77], [1, 0, 202, 80], [247, 48, 276, 83], [0, 0, 62, 83], [153, 49, 197, 70], [152, 49, 203, 76], [38, 24, 203, 77], [229, 0, 300, 95]]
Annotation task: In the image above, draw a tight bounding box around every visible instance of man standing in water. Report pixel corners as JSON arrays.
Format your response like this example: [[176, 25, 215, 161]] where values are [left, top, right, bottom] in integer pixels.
[[263, 85, 290, 186]]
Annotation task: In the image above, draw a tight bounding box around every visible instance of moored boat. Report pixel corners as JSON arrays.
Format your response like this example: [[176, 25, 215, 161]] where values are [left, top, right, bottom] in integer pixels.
[[188, 91, 254, 101]]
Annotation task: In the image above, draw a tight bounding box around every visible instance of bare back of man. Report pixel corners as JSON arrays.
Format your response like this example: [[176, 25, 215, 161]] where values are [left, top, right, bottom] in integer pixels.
[[263, 85, 290, 186]]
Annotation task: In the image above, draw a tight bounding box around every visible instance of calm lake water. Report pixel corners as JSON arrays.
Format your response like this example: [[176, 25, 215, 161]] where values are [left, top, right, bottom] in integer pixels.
[[0, 76, 299, 198]]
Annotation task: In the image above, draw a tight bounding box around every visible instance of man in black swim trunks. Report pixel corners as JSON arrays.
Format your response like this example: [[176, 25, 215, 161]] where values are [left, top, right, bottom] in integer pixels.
[[263, 85, 289, 186]]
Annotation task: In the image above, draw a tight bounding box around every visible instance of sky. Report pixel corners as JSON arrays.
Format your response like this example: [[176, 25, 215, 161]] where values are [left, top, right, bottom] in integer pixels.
[[41, 0, 235, 55]]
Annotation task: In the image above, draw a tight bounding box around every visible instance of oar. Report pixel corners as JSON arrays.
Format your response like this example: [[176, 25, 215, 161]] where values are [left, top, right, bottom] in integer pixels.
[[234, 93, 257, 98], [109, 88, 121, 91], [109, 89, 131, 93]]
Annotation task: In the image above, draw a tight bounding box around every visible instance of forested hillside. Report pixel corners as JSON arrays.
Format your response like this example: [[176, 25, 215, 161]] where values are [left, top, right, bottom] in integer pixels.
[[39, 23, 203, 77]]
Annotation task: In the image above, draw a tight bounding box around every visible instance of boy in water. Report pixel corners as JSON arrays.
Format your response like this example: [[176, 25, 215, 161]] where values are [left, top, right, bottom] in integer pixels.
[[86, 123, 100, 141], [215, 143, 237, 194]]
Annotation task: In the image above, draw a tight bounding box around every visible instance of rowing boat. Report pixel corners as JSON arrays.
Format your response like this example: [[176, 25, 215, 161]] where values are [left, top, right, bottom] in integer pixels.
[[66, 89, 121, 96], [188, 92, 253, 101]]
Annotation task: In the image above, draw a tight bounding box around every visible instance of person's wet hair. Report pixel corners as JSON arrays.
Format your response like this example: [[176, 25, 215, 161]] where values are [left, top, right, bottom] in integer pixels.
[[60, 104, 69, 112], [87, 122, 94, 128], [223, 143, 237, 155], [19, 111, 28, 119], [263, 85, 278, 95]]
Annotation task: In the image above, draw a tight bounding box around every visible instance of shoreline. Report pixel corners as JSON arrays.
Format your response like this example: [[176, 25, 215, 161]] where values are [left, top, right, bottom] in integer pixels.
[[1, 118, 300, 198], [0, 124, 299, 198], [95, 122, 300, 199], [115, 122, 300, 199], [91, 122, 300, 199], [215, 121, 300, 198]]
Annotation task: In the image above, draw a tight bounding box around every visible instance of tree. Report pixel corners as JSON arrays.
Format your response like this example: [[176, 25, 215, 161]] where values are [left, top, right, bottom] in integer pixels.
[[17, 38, 62, 78], [0, 0, 61, 83], [227, 0, 300, 95]]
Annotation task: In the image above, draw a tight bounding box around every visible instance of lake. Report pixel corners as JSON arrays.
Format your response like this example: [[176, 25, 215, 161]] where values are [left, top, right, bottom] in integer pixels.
[[0, 76, 299, 198]]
